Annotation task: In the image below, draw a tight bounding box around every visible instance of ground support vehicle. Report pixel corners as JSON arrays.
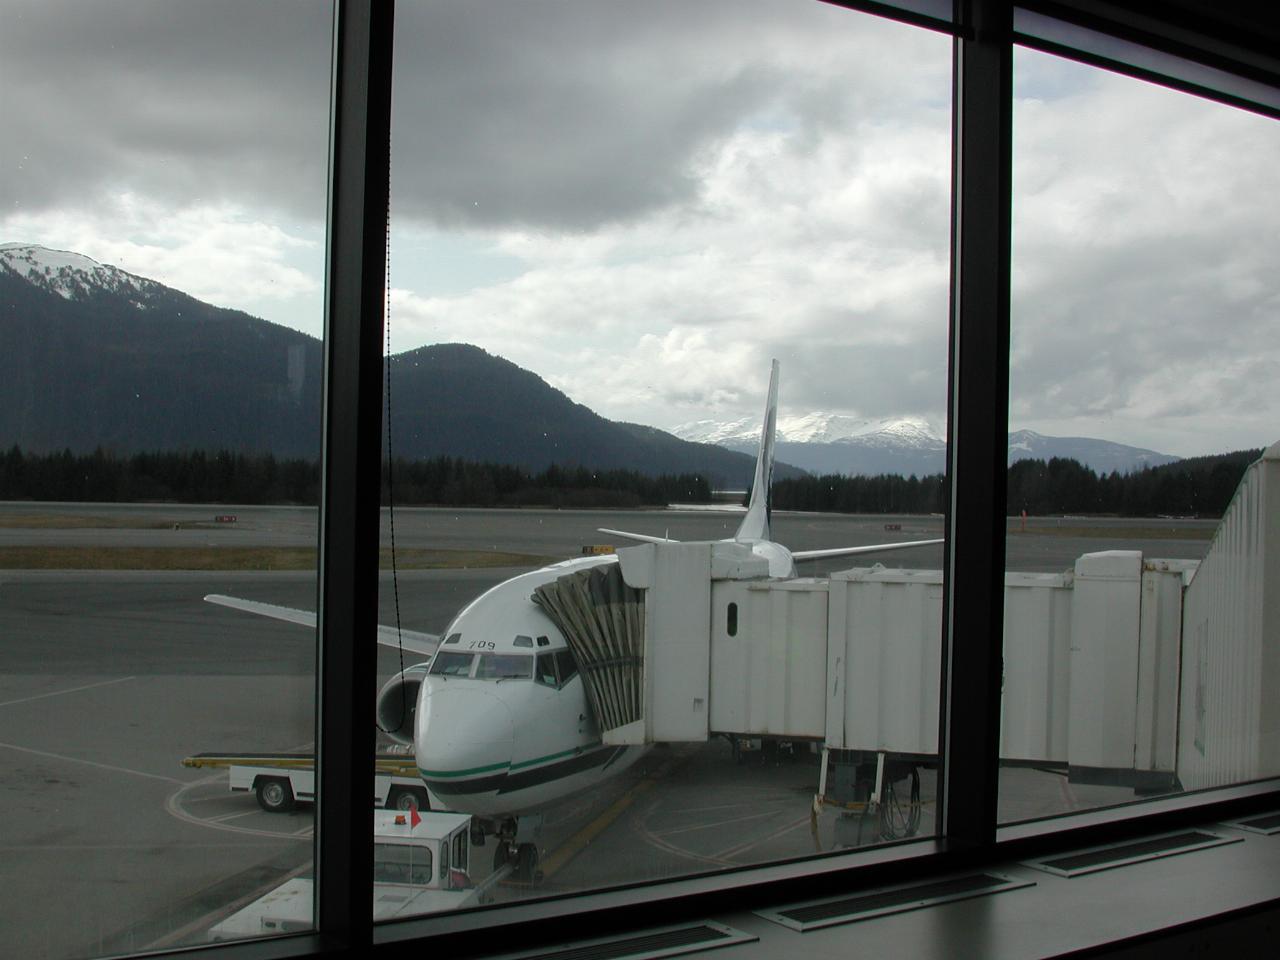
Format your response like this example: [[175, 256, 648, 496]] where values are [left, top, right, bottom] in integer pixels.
[[181, 752, 430, 813], [208, 811, 487, 940]]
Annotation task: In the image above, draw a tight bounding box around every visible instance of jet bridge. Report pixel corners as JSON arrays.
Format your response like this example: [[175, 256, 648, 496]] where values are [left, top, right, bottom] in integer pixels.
[[534, 442, 1279, 800]]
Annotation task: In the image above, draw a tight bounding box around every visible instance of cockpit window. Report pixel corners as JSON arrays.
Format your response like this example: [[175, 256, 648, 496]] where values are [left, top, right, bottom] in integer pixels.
[[555, 650, 578, 685], [443, 633, 461, 645], [535, 653, 557, 687], [513, 635, 533, 648], [474, 653, 533, 680], [428, 651, 475, 677]]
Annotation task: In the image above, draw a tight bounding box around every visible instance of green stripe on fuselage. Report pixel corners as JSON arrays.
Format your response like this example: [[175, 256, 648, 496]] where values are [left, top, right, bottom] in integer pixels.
[[418, 760, 511, 778], [420, 742, 603, 780]]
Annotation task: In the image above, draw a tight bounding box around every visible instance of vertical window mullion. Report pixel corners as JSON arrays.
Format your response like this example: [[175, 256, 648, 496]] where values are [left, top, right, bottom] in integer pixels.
[[940, 0, 1012, 850], [317, 0, 395, 949]]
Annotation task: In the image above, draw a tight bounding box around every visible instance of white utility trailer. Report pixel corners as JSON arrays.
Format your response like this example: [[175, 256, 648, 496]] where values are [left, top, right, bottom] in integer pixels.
[[182, 752, 430, 812]]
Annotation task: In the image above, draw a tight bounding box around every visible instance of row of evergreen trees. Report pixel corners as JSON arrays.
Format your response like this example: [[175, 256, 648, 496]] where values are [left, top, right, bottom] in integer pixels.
[[381, 458, 711, 508], [769, 449, 1261, 519], [0, 447, 711, 508], [0, 445, 1258, 516]]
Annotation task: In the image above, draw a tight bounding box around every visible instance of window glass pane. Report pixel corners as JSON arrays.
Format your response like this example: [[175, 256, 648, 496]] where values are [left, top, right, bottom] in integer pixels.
[[378, 0, 951, 917], [0, 0, 332, 954], [1001, 47, 1280, 823], [535, 653, 558, 686], [555, 649, 579, 686], [375, 842, 434, 885], [429, 651, 476, 676], [475, 654, 533, 680]]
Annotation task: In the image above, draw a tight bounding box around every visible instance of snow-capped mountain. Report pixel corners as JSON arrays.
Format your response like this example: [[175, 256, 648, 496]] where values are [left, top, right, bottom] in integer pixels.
[[0, 243, 158, 304], [676, 412, 943, 447], [677, 416, 1178, 477], [0, 244, 785, 485], [1006, 430, 1178, 474]]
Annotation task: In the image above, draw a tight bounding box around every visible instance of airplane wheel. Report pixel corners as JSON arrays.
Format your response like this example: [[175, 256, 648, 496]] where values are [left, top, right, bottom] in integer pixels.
[[493, 840, 512, 871], [255, 777, 296, 813], [388, 787, 428, 811], [515, 843, 539, 884]]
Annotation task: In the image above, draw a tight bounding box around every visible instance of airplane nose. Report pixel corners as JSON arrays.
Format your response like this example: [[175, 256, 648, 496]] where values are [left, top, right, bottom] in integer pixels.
[[415, 686, 515, 785]]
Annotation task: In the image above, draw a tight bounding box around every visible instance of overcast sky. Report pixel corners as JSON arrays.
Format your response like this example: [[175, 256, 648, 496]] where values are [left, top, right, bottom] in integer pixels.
[[2, 0, 1277, 457]]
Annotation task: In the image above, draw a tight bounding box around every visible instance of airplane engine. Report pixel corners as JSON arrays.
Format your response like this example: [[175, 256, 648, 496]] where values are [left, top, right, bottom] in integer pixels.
[[376, 663, 430, 745]]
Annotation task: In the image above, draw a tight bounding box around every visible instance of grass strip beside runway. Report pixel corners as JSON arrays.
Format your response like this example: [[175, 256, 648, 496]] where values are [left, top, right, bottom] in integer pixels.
[[0, 546, 554, 571], [0, 513, 220, 529], [1008, 524, 1214, 540]]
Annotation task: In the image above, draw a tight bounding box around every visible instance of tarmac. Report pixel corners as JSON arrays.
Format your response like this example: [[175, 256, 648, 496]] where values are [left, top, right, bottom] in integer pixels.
[[0, 503, 1212, 957]]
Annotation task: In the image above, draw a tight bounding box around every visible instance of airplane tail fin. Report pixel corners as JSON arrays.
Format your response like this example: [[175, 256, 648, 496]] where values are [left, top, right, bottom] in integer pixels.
[[735, 359, 779, 543]]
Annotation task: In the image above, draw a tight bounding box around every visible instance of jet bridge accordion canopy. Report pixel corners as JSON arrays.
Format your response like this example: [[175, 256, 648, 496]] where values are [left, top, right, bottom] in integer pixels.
[[532, 563, 645, 733]]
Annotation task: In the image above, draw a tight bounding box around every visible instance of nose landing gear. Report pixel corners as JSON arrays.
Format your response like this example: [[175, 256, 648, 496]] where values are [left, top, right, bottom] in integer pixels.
[[489, 816, 544, 884], [492, 839, 541, 883]]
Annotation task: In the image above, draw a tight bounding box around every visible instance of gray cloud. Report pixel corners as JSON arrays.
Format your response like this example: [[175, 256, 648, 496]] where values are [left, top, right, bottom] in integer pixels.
[[3, 0, 943, 234], [388, 0, 937, 230], [1, 0, 333, 219], [5, 2, 1273, 458]]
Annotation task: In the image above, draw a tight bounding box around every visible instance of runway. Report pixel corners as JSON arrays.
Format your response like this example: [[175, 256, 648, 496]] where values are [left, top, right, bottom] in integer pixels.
[[0, 503, 1211, 957]]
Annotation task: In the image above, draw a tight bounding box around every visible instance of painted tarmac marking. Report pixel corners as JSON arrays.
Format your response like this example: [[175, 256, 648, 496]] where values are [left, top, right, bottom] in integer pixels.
[[164, 777, 313, 841], [0, 740, 184, 785], [0, 675, 136, 708], [714, 813, 814, 860], [539, 777, 657, 880], [207, 810, 263, 825], [649, 807, 783, 838]]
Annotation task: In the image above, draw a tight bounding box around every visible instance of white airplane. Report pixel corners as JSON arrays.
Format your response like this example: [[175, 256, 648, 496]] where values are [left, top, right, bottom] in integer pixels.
[[205, 360, 941, 880]]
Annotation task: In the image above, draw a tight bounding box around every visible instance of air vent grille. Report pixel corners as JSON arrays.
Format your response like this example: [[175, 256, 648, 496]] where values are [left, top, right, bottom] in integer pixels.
[[757, 872, 1033, 932], [1226, 812, 1280, 835], [502, 922, 755, 960], [1024, 829, 1239, 877]]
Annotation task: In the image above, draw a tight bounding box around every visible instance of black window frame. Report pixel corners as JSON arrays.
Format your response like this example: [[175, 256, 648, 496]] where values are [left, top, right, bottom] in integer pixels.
[[534, 652, 559, 687], [104, 1, 1280, 958]]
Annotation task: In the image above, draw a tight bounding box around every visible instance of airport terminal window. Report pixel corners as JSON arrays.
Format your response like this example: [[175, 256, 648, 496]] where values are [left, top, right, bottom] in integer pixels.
[[379, 0, 952, 924], [8, 3, 1278, 959], [330, 1, 1278, 954], [0, 2, 333, 957], [999, 43, 1280, 825]]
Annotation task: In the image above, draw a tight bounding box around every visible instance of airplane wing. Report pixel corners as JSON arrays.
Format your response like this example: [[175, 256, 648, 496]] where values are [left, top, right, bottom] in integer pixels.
[[597, 527, 675, 545], [791, 538, 944, 562], [204, 594, 439, 657]]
